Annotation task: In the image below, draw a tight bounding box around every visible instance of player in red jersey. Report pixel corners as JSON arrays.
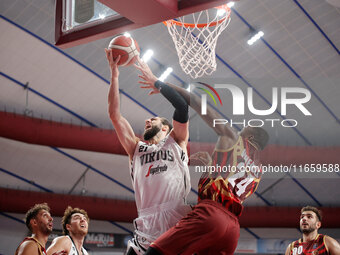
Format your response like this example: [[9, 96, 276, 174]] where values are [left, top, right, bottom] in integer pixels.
[[138, 79, 269, 255], [286, 206, 340, 255], [15, 203, 53, 255]]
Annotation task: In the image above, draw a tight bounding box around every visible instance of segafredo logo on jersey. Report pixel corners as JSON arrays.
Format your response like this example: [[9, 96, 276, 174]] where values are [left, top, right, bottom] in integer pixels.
[[145, 164, 168, 177], [193, 83, 312, 128]]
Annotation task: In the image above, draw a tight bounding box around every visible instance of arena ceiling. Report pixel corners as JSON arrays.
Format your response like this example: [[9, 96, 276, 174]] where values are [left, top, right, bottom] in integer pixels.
[[0, 0, 339, 253]]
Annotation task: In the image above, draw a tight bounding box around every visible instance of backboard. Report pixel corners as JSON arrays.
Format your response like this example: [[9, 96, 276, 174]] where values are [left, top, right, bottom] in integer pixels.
[[55, 0, 235, 48]]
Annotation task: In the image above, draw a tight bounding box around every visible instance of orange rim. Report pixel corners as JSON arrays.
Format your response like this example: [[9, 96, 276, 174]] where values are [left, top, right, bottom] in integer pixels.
[[163, 4, 231, 28]]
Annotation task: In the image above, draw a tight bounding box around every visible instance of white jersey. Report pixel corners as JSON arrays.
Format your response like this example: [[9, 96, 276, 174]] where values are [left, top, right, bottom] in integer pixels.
[[129, 134, 191, 253], [67, 236, 88, 255]]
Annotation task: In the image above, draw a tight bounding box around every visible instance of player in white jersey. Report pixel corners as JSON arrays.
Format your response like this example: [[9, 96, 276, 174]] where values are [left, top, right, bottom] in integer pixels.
[[64, 235, 88, 255], [47, 207, 89, 255], [105, 51, 191, 255], [131, 133, 191, 250]]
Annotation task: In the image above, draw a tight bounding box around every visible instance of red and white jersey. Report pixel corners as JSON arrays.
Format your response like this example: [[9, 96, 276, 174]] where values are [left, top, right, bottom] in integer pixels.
[[130, 134, 191, 212], [288, 234, 329, 255]]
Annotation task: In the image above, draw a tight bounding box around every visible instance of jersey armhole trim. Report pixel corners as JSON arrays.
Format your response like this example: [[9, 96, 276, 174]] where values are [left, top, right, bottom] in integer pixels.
[[323, 235, 329, 253], [289, 242, 294, 254]]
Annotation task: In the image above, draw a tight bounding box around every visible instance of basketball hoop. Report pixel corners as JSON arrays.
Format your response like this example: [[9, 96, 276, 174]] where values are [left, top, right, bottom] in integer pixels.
[[164, 5, 231, 79]]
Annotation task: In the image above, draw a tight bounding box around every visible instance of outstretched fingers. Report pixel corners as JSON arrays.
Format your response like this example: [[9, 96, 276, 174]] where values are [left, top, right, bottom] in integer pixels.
[[138, 75, 148, 81], [149, 90, 159, 95], [134, 63, 143, 71]]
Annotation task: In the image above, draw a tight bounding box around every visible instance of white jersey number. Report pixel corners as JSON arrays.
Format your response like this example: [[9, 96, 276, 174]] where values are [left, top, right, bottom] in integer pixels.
[[228, 163, 254, 197]]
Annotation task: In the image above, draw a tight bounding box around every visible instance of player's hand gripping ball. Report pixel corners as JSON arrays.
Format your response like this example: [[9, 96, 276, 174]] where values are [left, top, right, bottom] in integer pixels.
[[108, 34, 140, 66]]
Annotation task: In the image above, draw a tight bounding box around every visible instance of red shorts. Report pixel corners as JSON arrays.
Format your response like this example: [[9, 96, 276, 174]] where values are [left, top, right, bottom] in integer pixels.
[[150, 199, 240, 255]]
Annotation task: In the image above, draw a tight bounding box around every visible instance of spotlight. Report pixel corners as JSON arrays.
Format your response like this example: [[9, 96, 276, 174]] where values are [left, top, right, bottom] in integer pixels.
[[227, 2, 235, 8], [141, 49, 154, 63], [159, 67, 173, 82], [247, 31, 264, 45]]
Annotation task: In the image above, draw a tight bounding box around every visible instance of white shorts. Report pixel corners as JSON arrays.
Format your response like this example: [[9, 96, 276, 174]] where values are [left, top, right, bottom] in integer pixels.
[[128, 200, 192, 254]]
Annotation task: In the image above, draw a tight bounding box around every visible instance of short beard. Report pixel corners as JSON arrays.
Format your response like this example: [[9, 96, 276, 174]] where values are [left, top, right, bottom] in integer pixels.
[[300, 225, 315, 234], [40, 225, 52, 235], [143, 126, 161, 141]]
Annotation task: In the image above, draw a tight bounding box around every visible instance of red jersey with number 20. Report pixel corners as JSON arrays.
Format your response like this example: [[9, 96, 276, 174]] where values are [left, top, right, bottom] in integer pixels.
[[288, 234, 329, 255], [198, 136, 262, 216]]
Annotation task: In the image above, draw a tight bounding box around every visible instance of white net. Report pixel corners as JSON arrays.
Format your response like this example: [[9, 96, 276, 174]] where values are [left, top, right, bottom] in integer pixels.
[[164, 5, 231, 79]]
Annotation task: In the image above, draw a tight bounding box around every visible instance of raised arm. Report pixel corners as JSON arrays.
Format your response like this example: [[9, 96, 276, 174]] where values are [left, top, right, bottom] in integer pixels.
[[166, 83, 237, 141], [135, 59, 189, 151], [106, 49, 139, 159]]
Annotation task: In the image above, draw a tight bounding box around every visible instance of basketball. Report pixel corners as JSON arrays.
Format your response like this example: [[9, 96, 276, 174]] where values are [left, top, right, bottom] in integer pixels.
[[108, 35, 140, 66]]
